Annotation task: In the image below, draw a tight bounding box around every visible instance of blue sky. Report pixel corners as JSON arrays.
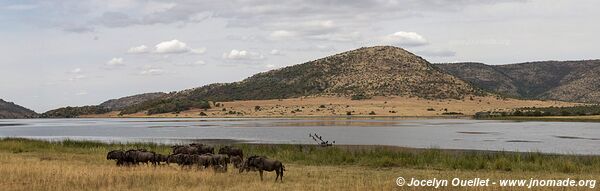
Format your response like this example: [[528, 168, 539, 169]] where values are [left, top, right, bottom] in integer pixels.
[[1, 0, 599, 112]]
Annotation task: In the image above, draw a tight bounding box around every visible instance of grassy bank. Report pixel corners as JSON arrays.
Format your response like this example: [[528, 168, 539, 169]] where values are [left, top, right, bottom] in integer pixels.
[[479, 115, 600, 122], [1, 138, 599, 190]]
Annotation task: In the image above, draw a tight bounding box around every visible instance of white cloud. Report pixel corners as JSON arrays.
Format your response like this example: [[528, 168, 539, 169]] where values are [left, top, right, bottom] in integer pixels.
[[75, 91, 88, 96], [175, 60, 206, 67], [382, 31, 428, 47], [70, 68, 82, 74], [270, 49, 281, 55], [139, 65, 166, 76], [190, 47, 206, 54], [223, 49, 247, 59], [69, 74, 86, 81], [127, 45, 149, 54], [155, 39, 189, 54], [194, 60, 206, 65], [222, 49, 264, 60], [140, 68, 165, 76], [265, 64, 276, 69], [106, 57, 124, 66], [68, 68, 85, 81], [270, 30, 296, 39]]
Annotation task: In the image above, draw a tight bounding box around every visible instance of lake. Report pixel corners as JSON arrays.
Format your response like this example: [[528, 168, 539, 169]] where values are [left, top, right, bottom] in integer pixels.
[[0, 118, 599, 155]]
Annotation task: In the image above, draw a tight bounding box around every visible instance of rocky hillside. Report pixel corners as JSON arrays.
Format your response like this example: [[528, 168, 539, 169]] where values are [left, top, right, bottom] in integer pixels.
[[182, 46, 481, 101], [435, 60, 600, 103], [99, 92, 167, 110], [43, 92, 167, 118], [116, 46, 483, 115], [0, 99, 38, 119]]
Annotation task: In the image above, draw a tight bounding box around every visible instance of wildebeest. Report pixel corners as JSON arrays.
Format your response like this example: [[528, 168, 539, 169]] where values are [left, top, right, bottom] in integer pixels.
[[152, 154, 168, 165], [212, 154, 230, 168], [218, 146, 243, 158], [191, 143, 215, 155], [198, 154, 213, 168], [172, 144, 214, 155], [166, 154, 181, 164], [166, 153, 215, 170], [171, 145, 198, 155], [241, 156, 285, 182], [125, 149, 155, 165], [230, 155, 243, 168], [107, 150, 126, 166], [167, 154, 194, 167]]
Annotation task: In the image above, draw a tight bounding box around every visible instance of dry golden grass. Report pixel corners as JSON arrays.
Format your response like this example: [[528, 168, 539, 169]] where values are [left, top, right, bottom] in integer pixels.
[[84, 95, 579, 118], [1, 152, 599, 191]]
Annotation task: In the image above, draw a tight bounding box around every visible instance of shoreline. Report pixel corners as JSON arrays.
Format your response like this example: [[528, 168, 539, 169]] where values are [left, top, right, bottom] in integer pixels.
[[2, 137, 598, 156], [6, 115, 600, 123]]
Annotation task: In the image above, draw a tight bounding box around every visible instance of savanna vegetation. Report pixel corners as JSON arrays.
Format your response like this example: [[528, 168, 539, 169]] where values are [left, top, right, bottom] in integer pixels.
[[42, 105, 110, 118], [1, 138, 599, 190], [475, 105, 600, 122], [119, 98, 210, 115], [436, 60, 600, 103]]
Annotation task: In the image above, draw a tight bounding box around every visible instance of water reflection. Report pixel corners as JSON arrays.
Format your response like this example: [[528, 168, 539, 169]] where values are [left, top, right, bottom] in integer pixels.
[[0, 118, 599, 155]]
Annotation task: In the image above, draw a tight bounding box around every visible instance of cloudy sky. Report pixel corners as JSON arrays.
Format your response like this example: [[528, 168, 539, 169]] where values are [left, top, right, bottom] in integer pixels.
[[1, 0, 599, 112]]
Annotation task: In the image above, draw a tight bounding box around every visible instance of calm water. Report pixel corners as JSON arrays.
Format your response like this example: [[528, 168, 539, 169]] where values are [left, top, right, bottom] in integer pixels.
[[0, 118, 599, 155]]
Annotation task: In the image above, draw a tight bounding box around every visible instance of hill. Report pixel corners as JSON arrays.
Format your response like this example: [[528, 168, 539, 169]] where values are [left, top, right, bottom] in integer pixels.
[[99, 92, 167, 110], [118, 46, 483, 115], [435, 60, 600, 103], [0, 99, 39, 119], [43, 92, 167, 118]]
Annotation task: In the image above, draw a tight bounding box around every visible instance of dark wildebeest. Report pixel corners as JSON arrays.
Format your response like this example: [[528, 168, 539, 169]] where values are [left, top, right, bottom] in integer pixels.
[[107, 150, 126, 166], [169, 154, 193, 167], [125, 149, 155, 165], [191, 143, 214, 155], [230, 155, 243, 168], [166, 154, 180, 165], [152, 154, 168, 165], [167, 154, 207, 169], [212, 154, 229, 171], [218, 146, 243, 158], [171, 145, 198, 155], [239, 155, 268, 173], [242, 156, 285, 182], [198, 154, 213, 169]]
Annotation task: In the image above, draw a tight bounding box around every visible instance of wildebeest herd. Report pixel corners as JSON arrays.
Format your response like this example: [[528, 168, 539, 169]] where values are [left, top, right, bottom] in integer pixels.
[[106, 144, 285, 182]]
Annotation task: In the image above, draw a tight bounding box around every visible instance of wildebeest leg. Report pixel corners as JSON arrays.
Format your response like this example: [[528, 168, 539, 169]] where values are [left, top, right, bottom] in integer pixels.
[[279, 168, 284, 182], [259, 170, 263, 181]]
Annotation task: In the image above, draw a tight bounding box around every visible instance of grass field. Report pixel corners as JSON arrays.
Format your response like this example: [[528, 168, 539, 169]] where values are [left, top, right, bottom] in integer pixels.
[[1, 138, 599, 190], [480, 115, 600, 122], [82, 95, 579, 118]]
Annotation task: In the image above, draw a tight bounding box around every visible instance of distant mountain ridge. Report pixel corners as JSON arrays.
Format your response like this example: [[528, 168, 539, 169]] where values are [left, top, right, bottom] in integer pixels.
[[0, 99, 38, 119], [435, 60, 600, 103]]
